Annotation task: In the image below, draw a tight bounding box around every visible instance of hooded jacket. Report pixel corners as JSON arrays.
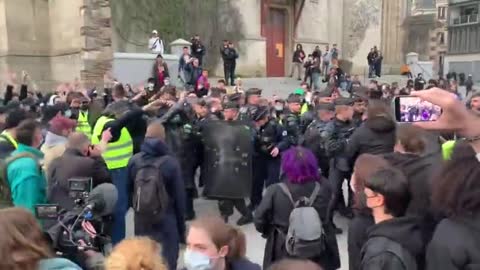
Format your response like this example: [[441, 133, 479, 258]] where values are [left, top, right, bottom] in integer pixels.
[[361, 217, 425, 270], [346, 115, 396, 165], [41, 131, 68, 173], [127, 138, 186, 270], [7, 144, 46, 217], [426, 213, 480, 270], [383, 152, 442, 243]]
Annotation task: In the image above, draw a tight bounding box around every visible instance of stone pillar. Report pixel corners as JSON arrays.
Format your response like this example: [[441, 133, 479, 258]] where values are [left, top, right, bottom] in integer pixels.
[[381, 0, 406, 67], [79, 0, 113, 89], [170, 39, 192, 57]]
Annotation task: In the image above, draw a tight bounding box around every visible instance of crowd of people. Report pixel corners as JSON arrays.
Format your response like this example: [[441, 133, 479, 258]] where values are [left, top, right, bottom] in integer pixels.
[[290, 44, 340, 91], [0, 41, 479, 270]]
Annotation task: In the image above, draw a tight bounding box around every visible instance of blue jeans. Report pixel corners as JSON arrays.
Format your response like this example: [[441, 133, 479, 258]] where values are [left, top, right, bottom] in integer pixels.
[[110, 167, 129, 245], [368, 65, 375, 78], [312, 71, 321, 90]]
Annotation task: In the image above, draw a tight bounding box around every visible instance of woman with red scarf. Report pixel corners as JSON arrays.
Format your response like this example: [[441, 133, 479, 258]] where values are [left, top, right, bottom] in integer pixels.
[[152, 54, 170, 91]]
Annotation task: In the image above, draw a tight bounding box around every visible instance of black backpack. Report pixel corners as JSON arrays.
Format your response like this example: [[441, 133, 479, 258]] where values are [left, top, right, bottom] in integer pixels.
[[132, 155, 169, 216]]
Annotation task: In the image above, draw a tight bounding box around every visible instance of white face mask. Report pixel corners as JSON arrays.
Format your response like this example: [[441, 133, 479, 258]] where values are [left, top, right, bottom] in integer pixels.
[[350, 181, 356, 193], [184, 249, 217, 270], [305, 92, 312, 104]]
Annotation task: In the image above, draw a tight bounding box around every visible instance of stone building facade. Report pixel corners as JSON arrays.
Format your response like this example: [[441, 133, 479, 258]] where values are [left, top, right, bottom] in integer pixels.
[[444, 0, 480, 81], [1, 0, 385, 88], [381, 0, 437, 75], [0, 0, 112, 90]]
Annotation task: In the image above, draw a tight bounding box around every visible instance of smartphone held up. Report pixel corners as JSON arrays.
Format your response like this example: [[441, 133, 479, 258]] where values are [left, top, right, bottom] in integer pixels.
[[393, 96, 442, 123]]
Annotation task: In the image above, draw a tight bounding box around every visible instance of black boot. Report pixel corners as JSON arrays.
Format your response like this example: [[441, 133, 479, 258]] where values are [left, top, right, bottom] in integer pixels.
[[236, 213, 253, 226], [223, 216, 229, 224], [333, 223, 343, 235]]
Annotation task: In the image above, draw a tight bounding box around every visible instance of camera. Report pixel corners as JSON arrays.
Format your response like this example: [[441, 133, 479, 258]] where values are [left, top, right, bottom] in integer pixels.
[[68, 177, 92, 203], [35, 204, 59, 220], [37, 180, 115, 269]]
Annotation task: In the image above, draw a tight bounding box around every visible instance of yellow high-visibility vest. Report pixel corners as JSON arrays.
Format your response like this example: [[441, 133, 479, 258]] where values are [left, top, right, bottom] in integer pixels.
[[91, 116, 133, 170], [442, 140, 456, 161], [301, 103, 309, 115], [0, 131, 18, 149], [76, 111, 92, 139]]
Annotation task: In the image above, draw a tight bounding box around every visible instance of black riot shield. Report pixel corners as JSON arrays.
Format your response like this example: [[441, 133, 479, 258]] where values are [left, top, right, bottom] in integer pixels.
[[201, 121, 253, 200]]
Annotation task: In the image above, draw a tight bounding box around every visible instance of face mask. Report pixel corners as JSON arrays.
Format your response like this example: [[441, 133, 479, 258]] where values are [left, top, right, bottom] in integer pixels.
[[357, 192, 368, 207], [80, 104, 89, 111], [275, 105, 284, 111], [64, 109, 72, 118], [147, 83, 155, 91], [305, 92, 312, 104], [350, 181, 356, 193], [184, 249, 212, 270]]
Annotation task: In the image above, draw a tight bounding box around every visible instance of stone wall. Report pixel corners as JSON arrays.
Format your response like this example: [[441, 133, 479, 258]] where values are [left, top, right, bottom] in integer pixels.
[[402, 14, 436, 61], [343, 0, 382, 75], [0, 0, 113, 91]]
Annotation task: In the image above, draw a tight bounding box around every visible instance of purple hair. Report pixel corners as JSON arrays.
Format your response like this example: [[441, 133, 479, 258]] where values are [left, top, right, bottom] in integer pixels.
[[281, 146, 319, 184]]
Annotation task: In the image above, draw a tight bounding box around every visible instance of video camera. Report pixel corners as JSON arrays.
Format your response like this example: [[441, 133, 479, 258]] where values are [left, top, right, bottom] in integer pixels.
[[36, 179, 118, 268]]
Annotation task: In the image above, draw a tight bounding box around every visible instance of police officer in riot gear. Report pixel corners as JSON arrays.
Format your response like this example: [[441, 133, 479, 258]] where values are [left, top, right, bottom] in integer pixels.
[[283, 94, 305, 145], [323, 97, 356, 234], [211, 101, 254, 225], [250, 106, 290, 210], [303, 103, 335, 178], [238, 88, 262, 121]]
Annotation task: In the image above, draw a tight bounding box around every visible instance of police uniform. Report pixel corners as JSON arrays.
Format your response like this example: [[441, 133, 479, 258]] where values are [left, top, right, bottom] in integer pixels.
[[238, 88, 262, 121], [323, 98, 357, 228], [303, 103, 334, 178], [282, 94, 305, 146], [250, 106, 290, 209], [216, 102, 253, 225]]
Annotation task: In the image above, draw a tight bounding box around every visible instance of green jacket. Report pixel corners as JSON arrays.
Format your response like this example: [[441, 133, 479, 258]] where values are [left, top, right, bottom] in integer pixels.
[[7, 144, 46, 216]]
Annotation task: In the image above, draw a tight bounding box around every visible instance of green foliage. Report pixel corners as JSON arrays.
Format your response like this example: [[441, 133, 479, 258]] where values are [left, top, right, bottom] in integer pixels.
[[110, 0, 244, 69]]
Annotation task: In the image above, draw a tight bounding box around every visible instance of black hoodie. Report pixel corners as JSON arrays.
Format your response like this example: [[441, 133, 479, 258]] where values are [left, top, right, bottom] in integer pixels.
[[383, 152, 443, 243], [346, 115, 396, 165], [361, 216, 425, 270], [427, 213, 480, 270]]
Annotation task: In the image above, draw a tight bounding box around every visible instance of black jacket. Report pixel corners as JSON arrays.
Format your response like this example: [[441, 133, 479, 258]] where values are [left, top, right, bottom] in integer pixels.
[[292, 49, 306, 63], [190, 42, 205, 59], [348, 210, 375, 270], [254, 180, 340, 270], [127, 138, 186, 241], [101, 101, 147, 153], [383, 152, 442, 243], [361, 217, 425, 270], [426, 213, 480, 270], [220, 47, 238, 65], [47, 148, 111, 211], [346, 116, 396, 165]]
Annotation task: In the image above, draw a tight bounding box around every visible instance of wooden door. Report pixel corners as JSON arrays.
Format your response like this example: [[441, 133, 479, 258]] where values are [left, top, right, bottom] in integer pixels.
[[266, 8, 286, 77]]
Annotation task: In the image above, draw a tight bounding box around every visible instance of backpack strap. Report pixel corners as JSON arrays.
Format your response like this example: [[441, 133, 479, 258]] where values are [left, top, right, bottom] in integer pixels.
[[152, 155, 169, 168], [3, 152, 39, 186], [279, 183, 295, 206], [6, 152, 38, 167], [308, 182, 321, 207]]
